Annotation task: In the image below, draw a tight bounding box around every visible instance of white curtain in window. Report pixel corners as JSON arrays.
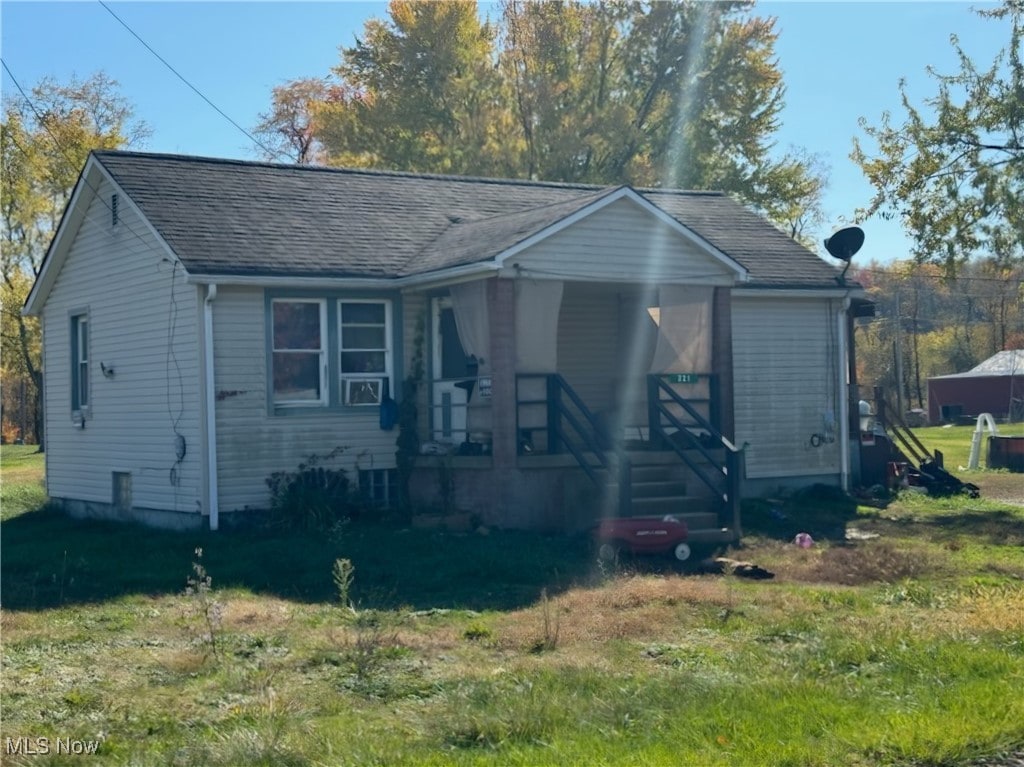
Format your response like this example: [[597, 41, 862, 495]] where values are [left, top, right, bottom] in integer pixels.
[[449, 280, 490, 372], [649, 285, 713, 373], [515, 279, 564, 372]]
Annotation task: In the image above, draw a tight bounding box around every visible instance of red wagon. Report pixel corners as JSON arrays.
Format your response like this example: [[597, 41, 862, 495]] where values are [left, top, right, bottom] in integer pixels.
[[595, 515, 691, 563]]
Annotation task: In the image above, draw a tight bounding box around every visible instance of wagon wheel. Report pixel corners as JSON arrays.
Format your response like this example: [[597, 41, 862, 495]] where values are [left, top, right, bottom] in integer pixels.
[[673, 542, 692, 562]]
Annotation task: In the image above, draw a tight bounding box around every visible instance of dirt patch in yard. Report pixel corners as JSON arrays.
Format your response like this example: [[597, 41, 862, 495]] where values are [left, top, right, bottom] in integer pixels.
[[970, 471, 1024, 506]]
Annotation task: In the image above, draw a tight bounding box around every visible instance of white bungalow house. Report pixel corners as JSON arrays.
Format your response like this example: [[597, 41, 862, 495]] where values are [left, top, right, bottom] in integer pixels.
[[24, 151, 868, 541]]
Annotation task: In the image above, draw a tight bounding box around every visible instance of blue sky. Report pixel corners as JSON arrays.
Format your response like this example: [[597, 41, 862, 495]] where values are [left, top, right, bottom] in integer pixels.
[[0, 1, 1007, 265]]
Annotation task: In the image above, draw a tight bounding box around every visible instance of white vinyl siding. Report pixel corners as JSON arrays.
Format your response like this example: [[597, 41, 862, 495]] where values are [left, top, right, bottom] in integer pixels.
[[732, 295, 842, 479], [41, 177, 202, 514], [556, 283, 622, 415], [511, 197, 737, 284], [213, 287, 402, 512]]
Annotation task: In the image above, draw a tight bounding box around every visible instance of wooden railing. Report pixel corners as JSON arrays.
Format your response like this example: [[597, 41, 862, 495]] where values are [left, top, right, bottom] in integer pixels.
[[647, 375, 743, 535], [517, 373, 632, 516]]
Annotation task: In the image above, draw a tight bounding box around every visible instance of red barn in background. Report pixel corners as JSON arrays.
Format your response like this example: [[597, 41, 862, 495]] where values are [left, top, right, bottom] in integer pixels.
[[927, 350, 1024, 424]]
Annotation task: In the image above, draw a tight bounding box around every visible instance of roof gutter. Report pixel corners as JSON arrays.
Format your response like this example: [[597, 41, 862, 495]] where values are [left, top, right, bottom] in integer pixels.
[[183, 260, 503, 291], [203, 284, 219, 531], [733, 286, 866, 299]]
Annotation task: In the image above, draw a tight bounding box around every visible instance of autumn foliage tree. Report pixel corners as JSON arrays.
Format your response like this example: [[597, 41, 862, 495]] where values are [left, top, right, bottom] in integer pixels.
[[257, 0, 826, 240], [853, 0, 1023, 271], [851, 260, 1024, 411], [1, 73, 146, 445]]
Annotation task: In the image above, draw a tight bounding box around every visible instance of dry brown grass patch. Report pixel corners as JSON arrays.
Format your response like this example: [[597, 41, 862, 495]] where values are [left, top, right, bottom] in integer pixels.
[[762, 540, 944, 586], [496, 575, 730, 648], [220, 597, 294, 631], [158, 647, 210, 674], [952, 586, 1024, 634]]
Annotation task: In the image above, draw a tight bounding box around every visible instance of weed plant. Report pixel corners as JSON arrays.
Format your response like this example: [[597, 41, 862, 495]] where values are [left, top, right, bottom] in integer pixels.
[[182, 547, 224, 661]]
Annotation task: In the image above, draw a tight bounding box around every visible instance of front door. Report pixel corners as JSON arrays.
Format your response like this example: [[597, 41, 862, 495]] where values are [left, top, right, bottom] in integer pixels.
[[431, 297, 473, 444]]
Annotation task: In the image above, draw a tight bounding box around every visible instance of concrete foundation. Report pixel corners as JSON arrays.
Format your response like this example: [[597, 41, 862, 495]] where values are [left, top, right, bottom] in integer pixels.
[[56, 497, 207, 531]]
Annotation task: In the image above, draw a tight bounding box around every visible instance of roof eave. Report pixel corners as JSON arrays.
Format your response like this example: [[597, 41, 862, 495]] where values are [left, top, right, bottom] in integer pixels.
[[733, 284, 868, 299], [23, 153, 185, 315], [23, 157, 102, 316], [184, 261, 502, 290]]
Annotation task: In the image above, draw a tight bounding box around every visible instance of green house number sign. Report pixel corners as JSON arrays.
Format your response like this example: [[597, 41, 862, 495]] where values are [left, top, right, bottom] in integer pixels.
[[665, 373, 700, 384]]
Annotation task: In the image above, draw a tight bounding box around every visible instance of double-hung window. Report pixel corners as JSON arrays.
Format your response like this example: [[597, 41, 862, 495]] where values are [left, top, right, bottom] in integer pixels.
[[269, 297, 393, 410], [271, 299, 327, 406], [339, 300, 392, 406], [71, 313, 89, 414]]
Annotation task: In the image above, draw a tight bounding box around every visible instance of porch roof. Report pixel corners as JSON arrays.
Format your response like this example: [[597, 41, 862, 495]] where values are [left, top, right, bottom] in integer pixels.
[[86, 151, 845, 289]]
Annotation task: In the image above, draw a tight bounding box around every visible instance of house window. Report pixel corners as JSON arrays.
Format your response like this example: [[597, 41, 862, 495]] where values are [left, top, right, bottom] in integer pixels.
[[339, 300, 392, 406], [272, 299, 327, 406], [71, 313, 89, 413], [359, 468, 397, 508]]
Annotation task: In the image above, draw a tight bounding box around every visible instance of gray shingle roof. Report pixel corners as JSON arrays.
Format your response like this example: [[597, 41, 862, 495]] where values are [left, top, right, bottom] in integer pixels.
[[407, 187, 619, 276], [93, 151, 844, 288]]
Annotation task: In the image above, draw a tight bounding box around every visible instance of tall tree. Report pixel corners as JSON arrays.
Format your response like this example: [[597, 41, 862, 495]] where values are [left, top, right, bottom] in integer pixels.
[[319, 0, 521, 176], [852, 0, 1023, 271], [500, 0, 829, 230], [1, 73, 147, 445], [300, 0, 825, 236], [253, 78, 334, 165]]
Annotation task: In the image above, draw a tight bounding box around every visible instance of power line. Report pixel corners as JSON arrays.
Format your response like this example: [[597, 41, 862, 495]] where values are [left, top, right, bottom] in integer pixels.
[[852, 265, 1024, 285], [4, 58, 194, 504], [1, 58, 170, 261], [95, 0, 293, 163]]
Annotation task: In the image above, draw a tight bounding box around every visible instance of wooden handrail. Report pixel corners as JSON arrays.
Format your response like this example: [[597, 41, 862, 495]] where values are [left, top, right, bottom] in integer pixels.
[[518, 373, 632, 515], [647, 375, 743, 530]]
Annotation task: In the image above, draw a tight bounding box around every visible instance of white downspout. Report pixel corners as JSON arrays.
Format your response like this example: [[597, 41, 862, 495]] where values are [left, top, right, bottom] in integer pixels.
[[837, 298, 851, 492], [204, 284, 219, 531]]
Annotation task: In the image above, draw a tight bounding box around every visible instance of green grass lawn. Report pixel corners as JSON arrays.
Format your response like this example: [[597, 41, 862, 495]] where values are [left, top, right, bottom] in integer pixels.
[[0, 444, 46, 520], [911, 421, 1024, 470], [2, 445, 1023, 766]]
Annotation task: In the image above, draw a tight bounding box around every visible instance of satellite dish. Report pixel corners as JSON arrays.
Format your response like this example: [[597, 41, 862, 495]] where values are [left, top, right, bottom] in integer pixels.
[[824, 226, 864, 284], [824, 226, 864, 262]]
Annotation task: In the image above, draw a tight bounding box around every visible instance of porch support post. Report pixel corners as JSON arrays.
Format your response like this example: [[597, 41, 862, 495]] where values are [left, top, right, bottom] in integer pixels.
[[488, 278, 518, 469], [711, 287, 735, 442]]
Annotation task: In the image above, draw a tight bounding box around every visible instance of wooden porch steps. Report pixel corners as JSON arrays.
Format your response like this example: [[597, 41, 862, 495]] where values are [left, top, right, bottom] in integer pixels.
[[610, 460, 734, 545]]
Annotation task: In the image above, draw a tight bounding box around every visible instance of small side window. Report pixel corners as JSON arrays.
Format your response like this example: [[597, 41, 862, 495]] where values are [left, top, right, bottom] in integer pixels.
[[71, 313, 89, 413], [358, 468, 397, 508]]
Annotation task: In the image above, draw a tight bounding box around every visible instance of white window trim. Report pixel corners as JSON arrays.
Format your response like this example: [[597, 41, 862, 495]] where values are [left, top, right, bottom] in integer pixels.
[[338, 298, 393, 406], [271, 298, 328, 408], [71, 312, 90, 416]]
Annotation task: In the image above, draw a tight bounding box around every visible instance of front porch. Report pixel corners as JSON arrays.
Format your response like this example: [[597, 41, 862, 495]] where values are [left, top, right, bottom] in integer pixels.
[[409, 277, 743, 543]]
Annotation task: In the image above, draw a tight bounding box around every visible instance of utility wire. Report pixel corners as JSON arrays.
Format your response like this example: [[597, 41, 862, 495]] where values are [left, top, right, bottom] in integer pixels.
[[96, 0, 294, 163], [4, 57, 192, 507], [1, 58, 175, 262]]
